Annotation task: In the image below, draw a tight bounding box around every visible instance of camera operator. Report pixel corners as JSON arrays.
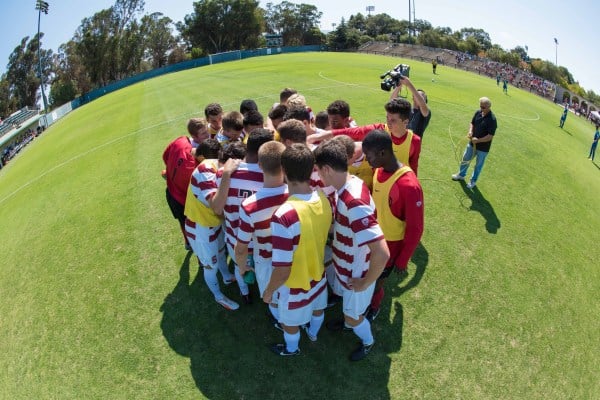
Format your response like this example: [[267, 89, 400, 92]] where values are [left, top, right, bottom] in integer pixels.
[[390, 76, 431, 138]]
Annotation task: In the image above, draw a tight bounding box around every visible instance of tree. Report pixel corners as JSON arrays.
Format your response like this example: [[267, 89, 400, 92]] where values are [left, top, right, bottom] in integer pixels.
[[141, 13, 177, 69], [0, 76, 17, 117], [180, 0, 262, 54], [347, 13, 366, 32], [263, 2, 322, 46], [5, 34, 53, 108], [459, 27, 492, 51]]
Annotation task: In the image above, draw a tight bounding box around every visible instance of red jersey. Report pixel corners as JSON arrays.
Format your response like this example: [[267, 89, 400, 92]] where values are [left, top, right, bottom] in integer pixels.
[[162, 136, 197, 206], [333, 124, 421, 175]]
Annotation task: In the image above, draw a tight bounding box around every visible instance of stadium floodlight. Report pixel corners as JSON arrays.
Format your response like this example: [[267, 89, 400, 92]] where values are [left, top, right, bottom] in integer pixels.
[[35, 0, 49, 14], [35, 0, 50, 127], [554, 37, 558, 65], [366, 6, 375, 16]]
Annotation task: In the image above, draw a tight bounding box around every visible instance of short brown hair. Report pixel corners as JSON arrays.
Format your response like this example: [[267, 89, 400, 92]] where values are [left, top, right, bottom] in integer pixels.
[[277, 119, 306, 144], [281, 143, 314, 183], [222, 111, 244, 132], [187, 118, 207, 136], [331, 135, 355, 160], [204, 103, 222, 118], [258, 140, 286, 175]]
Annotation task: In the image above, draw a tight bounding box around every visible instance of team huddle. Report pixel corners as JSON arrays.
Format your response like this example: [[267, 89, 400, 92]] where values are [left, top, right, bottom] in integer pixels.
[[162, 82, 493, 361]]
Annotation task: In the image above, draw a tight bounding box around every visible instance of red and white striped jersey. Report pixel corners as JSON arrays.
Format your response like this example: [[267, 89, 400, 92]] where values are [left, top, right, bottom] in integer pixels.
[[217, 162, 264, 252], [331, 176, 384, 289], [190, 160, 218, 206], [237, 185, 289, 264]]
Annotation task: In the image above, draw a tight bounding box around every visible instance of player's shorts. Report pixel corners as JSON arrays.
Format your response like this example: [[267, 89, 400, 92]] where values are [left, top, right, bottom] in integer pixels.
[[254, 260, 273, 299], [185, 220, 225, 268], [332, 274, 375, 320], [166, 188, 185, 222], [277, 279, 328, 327], [340, 281, 375, 320]]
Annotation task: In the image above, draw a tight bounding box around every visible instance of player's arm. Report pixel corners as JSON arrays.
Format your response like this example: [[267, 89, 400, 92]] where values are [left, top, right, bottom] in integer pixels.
[[234, 206, 253, 275], [349, 238, 389, 292], [409, 135, 421, 175], [263, 266, 290, 304], [393, 182, 424, 270], [234, 242, 250, 275], [209, 158, 240, 215]]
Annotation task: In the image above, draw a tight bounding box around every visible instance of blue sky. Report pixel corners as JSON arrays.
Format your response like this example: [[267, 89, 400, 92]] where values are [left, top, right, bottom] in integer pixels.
[[1, 0, 598, 94]]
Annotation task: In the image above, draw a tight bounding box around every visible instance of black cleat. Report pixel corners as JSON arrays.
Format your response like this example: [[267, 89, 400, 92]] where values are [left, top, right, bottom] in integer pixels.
[[350, 342, 374, 361], [270, 343, 300, 356]]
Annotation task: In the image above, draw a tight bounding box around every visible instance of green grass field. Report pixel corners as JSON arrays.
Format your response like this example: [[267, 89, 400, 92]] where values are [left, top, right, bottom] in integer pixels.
[[0, 52, 598, 399]]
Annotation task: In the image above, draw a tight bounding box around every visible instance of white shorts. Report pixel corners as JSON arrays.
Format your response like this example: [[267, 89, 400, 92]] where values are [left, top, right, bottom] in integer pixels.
[[254, 260, 273, 299], [332, 274, 375, 320], [277, 279, 328, 327], [186, 222, 225, 268]]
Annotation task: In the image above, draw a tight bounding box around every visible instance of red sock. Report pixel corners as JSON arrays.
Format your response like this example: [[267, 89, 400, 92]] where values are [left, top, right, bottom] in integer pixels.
[[371, 287, 384, 310]]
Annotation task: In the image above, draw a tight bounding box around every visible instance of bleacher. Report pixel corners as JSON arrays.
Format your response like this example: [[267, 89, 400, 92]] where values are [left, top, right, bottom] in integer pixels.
[[0, 107, 39, 138]]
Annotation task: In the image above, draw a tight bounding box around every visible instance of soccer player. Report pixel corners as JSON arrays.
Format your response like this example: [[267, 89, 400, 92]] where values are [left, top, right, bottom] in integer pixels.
[[306, 98, 422, 174], [216, 111, 244, 145], [235, 141, 288, 322], [263, 144, 332, 356], [204, 103, 223, 138], [314, 139, 390, 361], [184, 138, 239, 310], [162, 118, 210, 250], [326, 99, 358, 129], [361, 129, 424, 322], [219, 129, 274, 304], [332, 135, 374, 191]]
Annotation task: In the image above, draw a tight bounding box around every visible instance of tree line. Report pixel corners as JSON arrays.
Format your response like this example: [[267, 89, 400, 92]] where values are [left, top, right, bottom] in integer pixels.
[[1, 0, 597, 118]]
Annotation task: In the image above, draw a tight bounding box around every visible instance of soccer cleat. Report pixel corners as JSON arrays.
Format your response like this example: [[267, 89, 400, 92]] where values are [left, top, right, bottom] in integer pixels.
[[350, 341, 375, 361], [242, 293, 253, 305], [302, 324, 317, 342], [325, 318, 352, 332], [269, 343, 300, 356], [365, 307, 380, 323], [216, 297, 239, 311], [223, 276, 236, 286], [451, 173, 465, 181], [466, 181, 476, 189]]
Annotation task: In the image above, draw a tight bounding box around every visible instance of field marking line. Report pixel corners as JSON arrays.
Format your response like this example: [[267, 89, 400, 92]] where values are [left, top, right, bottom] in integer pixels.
[[0, 117, 182, 206]]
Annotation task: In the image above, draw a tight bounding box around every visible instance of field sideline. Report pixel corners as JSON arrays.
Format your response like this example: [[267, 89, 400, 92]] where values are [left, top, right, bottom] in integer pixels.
[[0, 52, 598, 400]]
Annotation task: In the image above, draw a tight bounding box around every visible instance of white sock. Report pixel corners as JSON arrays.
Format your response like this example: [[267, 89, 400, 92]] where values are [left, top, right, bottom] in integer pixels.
[[269, 304, 279, 320], [234, 266, 249, 295], [308, 313, 325, 338], [203, 267, 223, 300], [284, 331, 300, 352], [217, 248, 234, 282], [352, 318, 374, 346]]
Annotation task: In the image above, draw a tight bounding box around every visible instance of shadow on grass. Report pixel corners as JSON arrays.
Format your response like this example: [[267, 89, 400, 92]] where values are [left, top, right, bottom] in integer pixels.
[[460, 182, 501, 233], [160, 251, 413, 400]]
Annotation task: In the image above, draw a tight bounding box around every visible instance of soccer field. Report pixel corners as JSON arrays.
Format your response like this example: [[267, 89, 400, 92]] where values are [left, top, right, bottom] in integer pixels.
[[0, 52, 598, 399]]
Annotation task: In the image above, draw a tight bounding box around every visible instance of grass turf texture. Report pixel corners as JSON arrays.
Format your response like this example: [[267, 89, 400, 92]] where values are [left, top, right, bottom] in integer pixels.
[[0, 52, 598, 399]]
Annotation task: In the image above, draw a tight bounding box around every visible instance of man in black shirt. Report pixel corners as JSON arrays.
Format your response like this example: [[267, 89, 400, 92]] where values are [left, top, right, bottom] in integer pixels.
[[452, 97, 497, 189]]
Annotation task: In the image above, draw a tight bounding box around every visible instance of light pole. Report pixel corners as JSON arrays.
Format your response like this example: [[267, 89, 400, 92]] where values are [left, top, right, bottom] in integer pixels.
[[35, 0, 49, 126], [366, 6, 375, 16], [554, 37, 558, 66]]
